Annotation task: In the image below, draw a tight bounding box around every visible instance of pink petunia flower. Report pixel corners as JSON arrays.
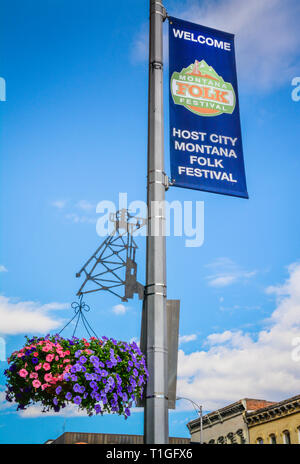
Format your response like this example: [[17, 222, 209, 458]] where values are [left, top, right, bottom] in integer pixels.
[[30, 372, 38, 379], [43, 362, 51, 371], [42, 345, 51, 352], [18, 369, 28, 378], [32, 380, 41, 388], [46, 354, 54, 362], [35, 363, 42, 371], [44, 373, 52, 382]]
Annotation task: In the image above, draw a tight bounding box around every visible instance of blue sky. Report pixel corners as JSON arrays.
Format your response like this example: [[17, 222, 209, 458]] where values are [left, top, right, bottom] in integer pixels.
[[1, 0, 300, 444]]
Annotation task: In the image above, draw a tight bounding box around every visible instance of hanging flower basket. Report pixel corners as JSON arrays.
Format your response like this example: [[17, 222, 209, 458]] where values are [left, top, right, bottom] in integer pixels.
[[5, 334, 148, 418]]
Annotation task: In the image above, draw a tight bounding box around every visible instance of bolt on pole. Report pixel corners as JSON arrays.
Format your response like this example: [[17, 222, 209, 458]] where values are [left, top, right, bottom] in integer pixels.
[[144, 0, 169, 444]]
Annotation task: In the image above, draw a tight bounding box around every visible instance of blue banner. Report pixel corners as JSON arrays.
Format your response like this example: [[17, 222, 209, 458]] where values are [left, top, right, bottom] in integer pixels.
[[169, 17, 248, 198]]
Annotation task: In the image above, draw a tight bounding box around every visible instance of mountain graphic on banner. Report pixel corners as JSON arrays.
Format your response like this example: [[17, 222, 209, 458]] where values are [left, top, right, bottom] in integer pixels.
[[185, 60, 219, 81]]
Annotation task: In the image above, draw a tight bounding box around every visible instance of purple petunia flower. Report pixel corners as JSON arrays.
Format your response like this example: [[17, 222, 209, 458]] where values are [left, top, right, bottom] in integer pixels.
[[55, 386, 62, 395], [65, 392, 72, 400], [73, 396, 82, 405], [94, 404, 102, 414], [79, 356, 87, 364], [89, 381, 97, 388]]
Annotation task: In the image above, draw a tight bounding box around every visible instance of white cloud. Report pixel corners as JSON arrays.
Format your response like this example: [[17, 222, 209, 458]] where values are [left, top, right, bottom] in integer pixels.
[[208, 275, 237, 287], [51, 200, 67, 209], [179, 334, 197, 344], [0, 296, 67, 335], [0, 265, 7, 273], [132, 0, 300, 90], [18, 403, 143, 418], [177, 262, 300, 410], [206, 257, 257, 288], [76, 200, 95, 212], [130, 23, 149, 63], [112, 304, 128, 315], [65, 213, 96, 224], [0, 387, 15, 413], [18, 403, 89, 418], [51, 200, 96, 224]]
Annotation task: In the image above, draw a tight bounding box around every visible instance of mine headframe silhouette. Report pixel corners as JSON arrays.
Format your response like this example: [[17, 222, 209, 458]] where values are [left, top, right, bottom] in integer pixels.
[[76, 209, 145, 302]]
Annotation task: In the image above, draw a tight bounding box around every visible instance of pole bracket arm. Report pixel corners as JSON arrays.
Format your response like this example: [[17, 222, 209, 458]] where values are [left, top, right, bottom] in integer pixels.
[[150, 60, 163, 70], [148, 169, 169, 190], [166, 177, 175, 190], [151, 1, 168, 21]]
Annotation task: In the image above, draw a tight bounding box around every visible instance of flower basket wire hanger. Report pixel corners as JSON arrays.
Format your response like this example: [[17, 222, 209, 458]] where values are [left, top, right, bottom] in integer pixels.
[[58, 295, 99, 340]]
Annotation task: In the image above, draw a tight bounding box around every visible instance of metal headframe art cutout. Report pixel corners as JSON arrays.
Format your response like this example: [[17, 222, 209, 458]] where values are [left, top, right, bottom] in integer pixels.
[[76, 209, 145, 302]]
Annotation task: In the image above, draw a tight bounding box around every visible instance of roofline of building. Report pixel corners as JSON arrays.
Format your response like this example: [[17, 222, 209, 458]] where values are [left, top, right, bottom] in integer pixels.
[[187, 398, 275, 431], [245, 394, 300, 425]]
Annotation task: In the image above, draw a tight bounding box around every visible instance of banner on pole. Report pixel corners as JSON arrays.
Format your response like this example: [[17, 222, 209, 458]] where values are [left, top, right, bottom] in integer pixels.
[[168, 17, 248, 198]]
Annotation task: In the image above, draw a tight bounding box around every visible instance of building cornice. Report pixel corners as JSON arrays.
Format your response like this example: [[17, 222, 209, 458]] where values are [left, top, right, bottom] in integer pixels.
[[188, 401, 245, 431], [245, 395, 300, 427]]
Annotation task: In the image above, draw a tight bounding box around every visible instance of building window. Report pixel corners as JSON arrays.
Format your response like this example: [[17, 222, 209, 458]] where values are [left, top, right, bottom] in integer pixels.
[[269, 434, 276, 444], [283, 430, 291, 444], [256, 437, 264, 444]]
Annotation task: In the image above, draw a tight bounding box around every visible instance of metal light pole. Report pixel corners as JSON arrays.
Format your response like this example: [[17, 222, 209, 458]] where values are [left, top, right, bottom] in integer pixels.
[[177, 397, 203, 444], [144, 0, 169, 444], [199, 404, 203, 444]]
